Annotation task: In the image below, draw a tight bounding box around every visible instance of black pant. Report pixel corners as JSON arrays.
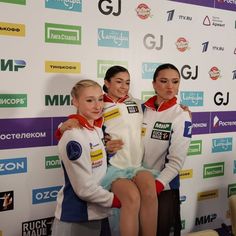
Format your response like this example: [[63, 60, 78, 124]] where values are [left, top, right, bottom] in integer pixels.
[[100, 217, 111, 236], [157, 189, 181, 236]]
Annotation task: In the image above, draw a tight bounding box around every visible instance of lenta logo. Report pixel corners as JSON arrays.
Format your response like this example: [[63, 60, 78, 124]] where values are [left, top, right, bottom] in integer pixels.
[[45, 23, 81, 45]]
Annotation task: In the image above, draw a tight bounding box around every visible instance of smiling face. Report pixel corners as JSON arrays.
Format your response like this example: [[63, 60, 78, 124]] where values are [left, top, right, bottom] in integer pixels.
[[104, 71, 130, 102], [152, 68, 180, 104], [73, 85, 104, 125]]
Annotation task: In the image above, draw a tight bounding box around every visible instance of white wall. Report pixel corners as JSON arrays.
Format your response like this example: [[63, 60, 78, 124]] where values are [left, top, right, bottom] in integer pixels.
[[0, 0, 236, 235]]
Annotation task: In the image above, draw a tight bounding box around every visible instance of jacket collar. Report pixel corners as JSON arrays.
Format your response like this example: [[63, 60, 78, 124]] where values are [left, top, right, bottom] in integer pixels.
[[68, 114, 103, 130], [144, 96, 177, 111], [103, 93, 129, 103]]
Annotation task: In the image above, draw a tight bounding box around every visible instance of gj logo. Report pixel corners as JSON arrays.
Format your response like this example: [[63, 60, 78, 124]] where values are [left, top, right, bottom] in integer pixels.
[[181, 65, 198, 80], [214, 92, 229, 106], [143, 34, 163, 50], [0, 59, 26, 71], [98, 0, 121, 16], [32, 186, 62, 204], [0, 157, 27, 175]]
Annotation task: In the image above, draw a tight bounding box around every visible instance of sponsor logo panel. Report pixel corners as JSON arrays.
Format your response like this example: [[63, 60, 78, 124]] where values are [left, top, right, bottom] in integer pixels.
[[191, 112, 210, 135], [97, 60, 128, 78], [0, 118, 52, 149], [0, 157, 27, 175], [45, 0, 82, 12], [187, 140, 202, 156], [197, 189, 218, 201], [203, 162, 224, 178], [142, 62, 161, 79], [0, 0, 26, 5], [98, 28, 129, 48], [0, 191, 14, 212], [45, 156, 61, 169], [141, 91, 155, 101], [45, 23, 81, 45], [228, 183, 236, 197], [0, 22, 25, 36], [22, 216, 54, 236], [180, 169, 193, 179], [180, 91, 204, 107], [32, 186, 62, 204], [0, 59, 26, 72], [0, 94, 27, 107], [195, 213, 217, 226], [211, 111, 236, 133], [45, 61, 81, 73], [212, 137, 232, 153]]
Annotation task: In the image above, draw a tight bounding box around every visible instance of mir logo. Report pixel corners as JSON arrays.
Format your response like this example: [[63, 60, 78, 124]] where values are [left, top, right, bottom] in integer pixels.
[[32, 186, 62, 204], [0, 59, 26, 71], [202, 41, 209, 53], [195, 213, 217, 226], [0, 157, 27, 175], [166, 9, 174, 21], [45, 94, 72, 106]]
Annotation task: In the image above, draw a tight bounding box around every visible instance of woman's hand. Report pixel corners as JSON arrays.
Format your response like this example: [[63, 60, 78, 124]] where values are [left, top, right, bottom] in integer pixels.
[[60, 118, 80, 134]]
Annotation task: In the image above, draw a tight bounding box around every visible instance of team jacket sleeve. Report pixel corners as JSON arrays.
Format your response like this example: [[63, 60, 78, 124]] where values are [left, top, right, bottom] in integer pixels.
[[60, 130, 114, 208], [157, 111, 192, 187]]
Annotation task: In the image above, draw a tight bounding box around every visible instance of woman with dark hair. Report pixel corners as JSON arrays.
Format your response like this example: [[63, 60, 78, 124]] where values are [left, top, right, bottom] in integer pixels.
[[142, 63, 192, 236]]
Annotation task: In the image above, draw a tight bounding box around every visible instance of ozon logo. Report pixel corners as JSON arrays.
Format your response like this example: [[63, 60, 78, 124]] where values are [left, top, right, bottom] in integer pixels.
[[32, 186, 62, 204]]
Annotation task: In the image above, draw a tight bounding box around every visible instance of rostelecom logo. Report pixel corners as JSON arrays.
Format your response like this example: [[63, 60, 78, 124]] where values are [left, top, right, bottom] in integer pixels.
[[0, 22, 25, 37]]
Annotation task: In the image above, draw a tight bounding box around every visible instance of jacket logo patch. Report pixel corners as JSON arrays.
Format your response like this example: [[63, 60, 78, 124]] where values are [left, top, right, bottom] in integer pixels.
[[103, 108, 121, 121], [151, 130, 170, 140], [127, 105, 139, 113], [151, 122, 172, 140], [90, 149, 103, 168]]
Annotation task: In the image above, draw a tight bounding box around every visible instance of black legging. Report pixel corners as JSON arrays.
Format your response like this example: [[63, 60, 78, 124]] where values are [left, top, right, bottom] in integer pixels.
[[157, 189, 181, 236]]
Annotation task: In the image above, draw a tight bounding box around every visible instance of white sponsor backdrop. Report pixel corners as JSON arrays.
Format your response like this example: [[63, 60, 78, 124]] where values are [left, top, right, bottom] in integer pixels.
[[0, 0, 236, 235]]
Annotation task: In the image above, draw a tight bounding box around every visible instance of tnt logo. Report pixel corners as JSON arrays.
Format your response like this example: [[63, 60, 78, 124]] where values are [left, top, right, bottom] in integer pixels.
[[0, 59, 26, 71]]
